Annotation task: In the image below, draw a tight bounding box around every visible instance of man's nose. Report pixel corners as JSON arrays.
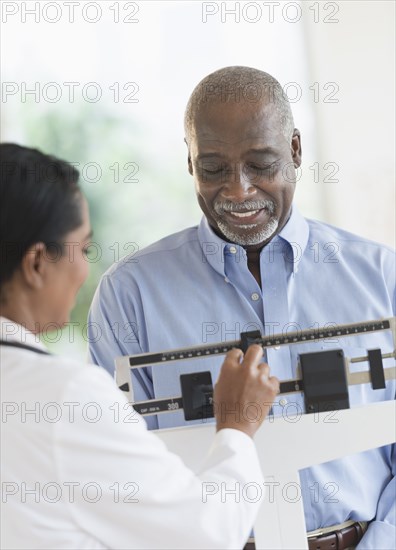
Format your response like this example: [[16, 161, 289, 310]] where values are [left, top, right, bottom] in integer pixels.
[[221, 164, 256, 201]]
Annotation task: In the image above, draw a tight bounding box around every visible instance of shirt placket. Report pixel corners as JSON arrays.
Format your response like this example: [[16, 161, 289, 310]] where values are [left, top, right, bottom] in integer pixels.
[[223, 244, 265, 328], [260, 242, 296, 412]]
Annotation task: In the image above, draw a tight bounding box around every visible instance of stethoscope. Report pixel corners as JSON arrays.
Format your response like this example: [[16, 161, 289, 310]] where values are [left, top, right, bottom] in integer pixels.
[[0, 340, 51, 355], [0, 341, 155, 400]]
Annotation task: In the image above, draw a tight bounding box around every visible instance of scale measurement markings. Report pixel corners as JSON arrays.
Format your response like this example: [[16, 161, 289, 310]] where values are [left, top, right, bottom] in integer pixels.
[[128, 319, 391, 368], [132, 380, 304, 416], [133, 397, 183, 415]]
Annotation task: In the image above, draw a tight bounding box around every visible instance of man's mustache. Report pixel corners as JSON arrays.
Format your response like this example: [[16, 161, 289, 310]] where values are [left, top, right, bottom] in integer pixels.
[[213, 199, 276, 215]]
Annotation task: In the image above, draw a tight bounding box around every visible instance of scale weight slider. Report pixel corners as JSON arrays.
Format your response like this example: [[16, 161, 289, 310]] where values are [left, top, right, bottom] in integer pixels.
[[180, 371, 214, 421], [300, 349, 350, 414]]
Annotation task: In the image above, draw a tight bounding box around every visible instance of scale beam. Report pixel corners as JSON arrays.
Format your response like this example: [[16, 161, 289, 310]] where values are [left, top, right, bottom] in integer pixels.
[[118, 318, 394, 369], [115, 317, 396, 419]]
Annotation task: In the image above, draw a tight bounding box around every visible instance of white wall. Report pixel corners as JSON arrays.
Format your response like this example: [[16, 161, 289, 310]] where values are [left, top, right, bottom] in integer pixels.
[[2, 1, 394, 248], [302, 0, 395, 247]]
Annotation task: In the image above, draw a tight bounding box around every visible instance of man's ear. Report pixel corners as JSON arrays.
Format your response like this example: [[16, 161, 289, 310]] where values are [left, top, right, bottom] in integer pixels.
[[20, 242, 48, 290], [184, 138, 193, 175], [291, 128, 302, 168], [187, 154, 193, 176]]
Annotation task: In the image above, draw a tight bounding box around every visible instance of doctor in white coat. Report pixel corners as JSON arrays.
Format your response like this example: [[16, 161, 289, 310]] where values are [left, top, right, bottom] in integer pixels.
[[0, 143, 279, 550]]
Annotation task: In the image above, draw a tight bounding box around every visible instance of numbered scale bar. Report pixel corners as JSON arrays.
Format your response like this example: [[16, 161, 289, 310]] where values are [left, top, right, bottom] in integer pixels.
[[115, 317, 396, 417], [126, 318, 395, 368], [132, 353, 396, 417], [132, 379, 303, 416], [133, 397, 184, 416]]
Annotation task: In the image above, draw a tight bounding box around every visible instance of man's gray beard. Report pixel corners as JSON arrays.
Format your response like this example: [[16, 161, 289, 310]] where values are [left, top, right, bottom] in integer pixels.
[[217, 217, 279, 246]]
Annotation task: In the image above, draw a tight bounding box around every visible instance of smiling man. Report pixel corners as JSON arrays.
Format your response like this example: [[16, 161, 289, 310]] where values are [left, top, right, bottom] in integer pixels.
[[88, 67, 395, 549], [185, 70, 301, 287]]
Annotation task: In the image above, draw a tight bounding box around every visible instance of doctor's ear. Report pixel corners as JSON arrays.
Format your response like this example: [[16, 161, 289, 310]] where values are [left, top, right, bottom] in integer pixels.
[[20, 242, 49, 290]]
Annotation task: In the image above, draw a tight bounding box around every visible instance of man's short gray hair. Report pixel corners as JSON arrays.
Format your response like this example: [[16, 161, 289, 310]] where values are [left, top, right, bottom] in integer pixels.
[[184, 66, 294, 144]]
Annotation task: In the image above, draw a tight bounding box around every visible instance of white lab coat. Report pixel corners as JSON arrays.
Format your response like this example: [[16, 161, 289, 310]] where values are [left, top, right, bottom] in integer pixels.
[[0, 317, 263, 550]]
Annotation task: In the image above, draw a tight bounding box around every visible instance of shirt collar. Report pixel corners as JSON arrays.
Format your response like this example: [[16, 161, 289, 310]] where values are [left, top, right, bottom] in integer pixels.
[[0, 316, 48, 351], [277, 205, 310, 274], [197, 216, 231, 277], [197, 205, 309, 276]]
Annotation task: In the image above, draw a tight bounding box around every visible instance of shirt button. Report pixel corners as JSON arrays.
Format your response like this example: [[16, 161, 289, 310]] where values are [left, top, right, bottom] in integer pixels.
[[224, 277, 230, 283], [279, 398, 288, 406], [229, 246, 237, 254], [251, 292, 260, 301]]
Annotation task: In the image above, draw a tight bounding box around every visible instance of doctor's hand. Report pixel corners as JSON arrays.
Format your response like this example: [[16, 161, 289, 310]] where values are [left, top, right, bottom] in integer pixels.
[[214, 345, 279, 439]]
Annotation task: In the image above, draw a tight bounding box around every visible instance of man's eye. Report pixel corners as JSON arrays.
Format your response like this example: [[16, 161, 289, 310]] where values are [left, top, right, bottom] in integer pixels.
[[201, 165, 223, 175], [245, 162, 280, 178], [246, 164, 273, 172], [204, 168, 222, 175]]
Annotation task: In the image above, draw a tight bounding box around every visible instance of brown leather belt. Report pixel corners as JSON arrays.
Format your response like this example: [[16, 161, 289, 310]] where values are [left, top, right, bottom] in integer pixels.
[[243, 521, 366, 550], [307, 521, 365, 550]]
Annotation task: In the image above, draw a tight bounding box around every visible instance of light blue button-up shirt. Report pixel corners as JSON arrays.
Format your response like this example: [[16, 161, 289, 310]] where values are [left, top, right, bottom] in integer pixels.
[[88, 207, 395, 548]]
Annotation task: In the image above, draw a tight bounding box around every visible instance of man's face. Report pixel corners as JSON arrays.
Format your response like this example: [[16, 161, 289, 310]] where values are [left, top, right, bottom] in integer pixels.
[[187, 100, 302, 248]]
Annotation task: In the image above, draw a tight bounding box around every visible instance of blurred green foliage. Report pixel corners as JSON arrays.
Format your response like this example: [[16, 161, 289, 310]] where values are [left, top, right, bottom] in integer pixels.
[[17, 101, 200, 359]]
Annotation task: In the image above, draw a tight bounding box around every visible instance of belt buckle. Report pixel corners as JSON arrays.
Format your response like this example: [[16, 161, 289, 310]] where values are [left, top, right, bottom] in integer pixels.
[[307, 530, 324, 539]]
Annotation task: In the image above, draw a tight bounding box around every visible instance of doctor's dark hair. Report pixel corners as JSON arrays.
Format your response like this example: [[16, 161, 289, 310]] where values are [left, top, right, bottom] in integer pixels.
[[0, 143, 82, 288]]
